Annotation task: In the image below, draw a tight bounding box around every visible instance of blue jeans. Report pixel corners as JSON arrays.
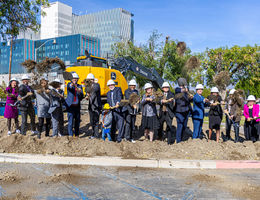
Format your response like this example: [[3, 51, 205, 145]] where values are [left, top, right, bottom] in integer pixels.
[[102, 128, 112, 141], [192, 118, 203, 139], [176, 112, 189, 143]]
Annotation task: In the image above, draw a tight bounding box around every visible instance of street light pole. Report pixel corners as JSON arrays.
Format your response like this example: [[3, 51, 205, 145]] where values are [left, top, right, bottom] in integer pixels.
[[34, 38, 56, 62]]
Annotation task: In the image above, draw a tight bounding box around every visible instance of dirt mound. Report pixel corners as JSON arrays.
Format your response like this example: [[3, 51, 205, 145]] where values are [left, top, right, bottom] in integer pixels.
[[189, 173, 260, 200], [42, 172, 93, 185], [0, 192, 31, 200], [0, 114, 260, 160], [191, 174, 222, 183], [0, 171, 22, 184]]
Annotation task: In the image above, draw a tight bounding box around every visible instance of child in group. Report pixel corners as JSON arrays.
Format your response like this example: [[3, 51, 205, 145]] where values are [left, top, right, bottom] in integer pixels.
[[4, 78, 20, 136], [101, 103, 112, 141], [141, 83, 159, 142]]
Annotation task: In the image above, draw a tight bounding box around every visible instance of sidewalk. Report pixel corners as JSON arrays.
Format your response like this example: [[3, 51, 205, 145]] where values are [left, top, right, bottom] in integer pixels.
[[0, 153, 259, 169]]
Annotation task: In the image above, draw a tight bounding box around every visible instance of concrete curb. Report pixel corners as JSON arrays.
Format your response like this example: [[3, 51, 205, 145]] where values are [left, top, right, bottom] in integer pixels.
[[0, 153, 259, 169]]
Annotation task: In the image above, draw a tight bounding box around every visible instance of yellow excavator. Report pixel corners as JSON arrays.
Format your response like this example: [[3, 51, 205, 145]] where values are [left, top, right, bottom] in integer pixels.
[[64, 51, 164, 97]]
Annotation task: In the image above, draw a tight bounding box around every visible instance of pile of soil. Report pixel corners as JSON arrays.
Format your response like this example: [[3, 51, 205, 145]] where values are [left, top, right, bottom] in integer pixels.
[[189, 173, 260, 200], [0, 192, 31, 200], [0, 114, 259, 160], [43, 173, 85, 185], [0, 171, 22, 184]]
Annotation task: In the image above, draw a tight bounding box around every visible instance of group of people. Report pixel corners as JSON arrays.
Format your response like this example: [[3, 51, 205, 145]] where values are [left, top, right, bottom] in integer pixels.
[[3, 72, 260, 144]]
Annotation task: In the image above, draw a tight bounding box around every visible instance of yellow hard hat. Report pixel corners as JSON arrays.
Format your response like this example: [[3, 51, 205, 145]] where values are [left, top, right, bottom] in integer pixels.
[[103, 103, 110, 110]]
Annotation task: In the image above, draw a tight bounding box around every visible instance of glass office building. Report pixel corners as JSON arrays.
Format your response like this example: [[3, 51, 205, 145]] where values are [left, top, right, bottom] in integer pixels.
[[35, 34, 100, 64], [0, 34, 100, 74], [73, 8, 134, 57], [0, 39, 34, 74]]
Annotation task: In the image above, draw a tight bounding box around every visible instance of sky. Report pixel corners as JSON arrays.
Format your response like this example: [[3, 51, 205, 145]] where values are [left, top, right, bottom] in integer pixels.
[[51, 0, 260, 53]]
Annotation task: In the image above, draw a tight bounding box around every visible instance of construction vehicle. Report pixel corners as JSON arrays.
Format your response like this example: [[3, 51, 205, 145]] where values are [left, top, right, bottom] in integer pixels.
[[64, 51, 164, 97]]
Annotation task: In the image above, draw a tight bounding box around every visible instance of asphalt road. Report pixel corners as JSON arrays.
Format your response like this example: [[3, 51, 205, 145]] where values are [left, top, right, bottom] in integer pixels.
[[0, 163, 259, 200]]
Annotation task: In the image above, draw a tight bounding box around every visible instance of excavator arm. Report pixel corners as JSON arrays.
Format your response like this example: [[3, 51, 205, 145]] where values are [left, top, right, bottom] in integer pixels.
[[111, 57, 164, 89]]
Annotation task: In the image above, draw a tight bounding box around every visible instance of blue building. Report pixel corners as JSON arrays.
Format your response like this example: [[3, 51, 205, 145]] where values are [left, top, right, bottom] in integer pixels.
[[0, 34, 100, 74]]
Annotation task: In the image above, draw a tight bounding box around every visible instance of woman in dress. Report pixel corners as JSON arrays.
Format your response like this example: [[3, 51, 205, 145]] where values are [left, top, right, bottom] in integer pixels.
[[4, 78, 20, 136], [141, 83, 159, 142], [207, 87, 223, 143]]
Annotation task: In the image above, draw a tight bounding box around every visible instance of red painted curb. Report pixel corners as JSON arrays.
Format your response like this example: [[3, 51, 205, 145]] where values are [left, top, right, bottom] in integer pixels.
[[216, 161, 260, 169]]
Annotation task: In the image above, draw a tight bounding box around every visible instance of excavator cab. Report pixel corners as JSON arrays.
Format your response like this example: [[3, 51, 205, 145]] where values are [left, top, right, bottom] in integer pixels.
[[64, 52, 128, 97]]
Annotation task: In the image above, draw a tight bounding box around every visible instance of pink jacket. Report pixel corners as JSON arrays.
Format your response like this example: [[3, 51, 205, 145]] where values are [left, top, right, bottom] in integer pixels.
[[243, 104, 260, 122]]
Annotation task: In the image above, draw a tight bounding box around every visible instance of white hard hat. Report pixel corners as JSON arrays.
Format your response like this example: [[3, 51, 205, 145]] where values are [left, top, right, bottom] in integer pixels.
[[196, 84, 204, 90], [247, 95, 256, 101], [86, 73, 95, 80], [21, 74, 30, 80], [129, 79, 137, 86], [162, 82, 170, 88], [229, 89, 236, 95], [10, 77, 19, 83], [107, 79, 115, 86], [72, 72, 79, 79], [53, 78, 62, 84], [40, 76, 48, 81], [144, 83, 153, 90], [211, 87, 219, 93]]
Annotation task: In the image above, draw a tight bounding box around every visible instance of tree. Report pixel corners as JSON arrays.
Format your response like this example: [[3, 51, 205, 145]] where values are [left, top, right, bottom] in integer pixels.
[[201, 45, 260, 98], [0, 0, 49, 80], [112, 30, 197, 88]]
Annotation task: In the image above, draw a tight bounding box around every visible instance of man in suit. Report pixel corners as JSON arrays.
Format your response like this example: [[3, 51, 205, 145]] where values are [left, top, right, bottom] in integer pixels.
[[175, 78, 193, 143], [106, 79, 124, 142], [18, 74, 37, 135], [65, 72, 84, 137], [85, 73, 102, 139], [124, 79, 139, 142], [192, 84, 208, 139], [158, 82, 175, 144]]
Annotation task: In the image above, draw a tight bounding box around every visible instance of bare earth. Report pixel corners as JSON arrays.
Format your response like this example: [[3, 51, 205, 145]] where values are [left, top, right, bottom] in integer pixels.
[[0, 114, 259, 160]]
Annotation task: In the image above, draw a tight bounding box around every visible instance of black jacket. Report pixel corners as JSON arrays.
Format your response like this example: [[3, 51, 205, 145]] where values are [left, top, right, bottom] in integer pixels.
[[88, 83, 102, 112], [124, 88, 139, 113], [174, 87, 192, 113], [107, 87, 123, 113], [124, 88, 139, 100], [18, 84, 35, 111], [159, 91, 175, 118]]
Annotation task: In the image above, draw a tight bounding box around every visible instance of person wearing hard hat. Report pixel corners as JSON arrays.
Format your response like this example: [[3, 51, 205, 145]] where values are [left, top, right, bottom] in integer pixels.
[[174, 78, 193, 143], [85, 73, 102, 139], [224, 89, 244, 142], [48, 78, 65, 137], [158, 82, 175, 144], [65, 72, 84, 137], [4, 78, 20, 136], [124, 79, 139, 143], [101, 103, 112, 141], [106, 79, 124, 142], [207, 87, 223, 143], [34, 77, 51, 139], [192, 84, 208, 139], [141, 83, 159, 142], [18, 74, 37, 136], [243, 95, 260, 142]]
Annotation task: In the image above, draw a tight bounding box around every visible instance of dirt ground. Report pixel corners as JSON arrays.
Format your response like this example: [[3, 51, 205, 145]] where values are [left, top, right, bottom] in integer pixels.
[[0, 113, 259, 160]]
